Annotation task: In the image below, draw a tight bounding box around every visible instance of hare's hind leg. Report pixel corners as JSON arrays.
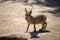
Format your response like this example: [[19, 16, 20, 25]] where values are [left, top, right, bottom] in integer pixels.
[[39, 22, 47, 31], [41, 23, 45, 31], [45, 22, 47, 27], [26, 24, 30, 32], [43, 22, 47, 30]]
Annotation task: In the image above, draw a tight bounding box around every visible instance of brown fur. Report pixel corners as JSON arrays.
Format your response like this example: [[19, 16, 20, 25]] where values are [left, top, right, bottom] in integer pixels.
[[25, 8, 47, 32]]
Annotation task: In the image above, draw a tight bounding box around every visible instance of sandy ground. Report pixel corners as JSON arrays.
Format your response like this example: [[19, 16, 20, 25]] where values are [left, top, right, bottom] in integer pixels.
[[0, 1, 60, 40]]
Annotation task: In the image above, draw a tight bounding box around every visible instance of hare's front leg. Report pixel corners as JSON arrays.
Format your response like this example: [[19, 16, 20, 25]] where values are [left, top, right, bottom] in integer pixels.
[[26, 24, 30, 32], [34, 24, 36, 32]]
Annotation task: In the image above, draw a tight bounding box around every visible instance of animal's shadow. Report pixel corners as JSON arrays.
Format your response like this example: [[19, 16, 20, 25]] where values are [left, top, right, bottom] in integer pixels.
[[30, 30, 50, 38]]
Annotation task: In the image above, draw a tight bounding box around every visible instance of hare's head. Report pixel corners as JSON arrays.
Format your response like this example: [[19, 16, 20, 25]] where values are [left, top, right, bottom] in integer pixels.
[[25, 8, 32, 20]]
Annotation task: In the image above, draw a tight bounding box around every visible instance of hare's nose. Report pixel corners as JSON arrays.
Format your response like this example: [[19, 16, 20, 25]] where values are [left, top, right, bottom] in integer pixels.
[[25, 18, 27, 20]]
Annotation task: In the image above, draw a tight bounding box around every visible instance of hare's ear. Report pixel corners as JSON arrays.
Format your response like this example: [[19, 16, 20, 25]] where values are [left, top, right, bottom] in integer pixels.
[[29, 9, 32, 15], [25, 8, 27, 13]]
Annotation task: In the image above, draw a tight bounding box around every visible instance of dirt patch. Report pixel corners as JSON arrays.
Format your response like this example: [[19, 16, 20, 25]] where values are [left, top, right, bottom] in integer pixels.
[[0, 2, 60, 40]]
